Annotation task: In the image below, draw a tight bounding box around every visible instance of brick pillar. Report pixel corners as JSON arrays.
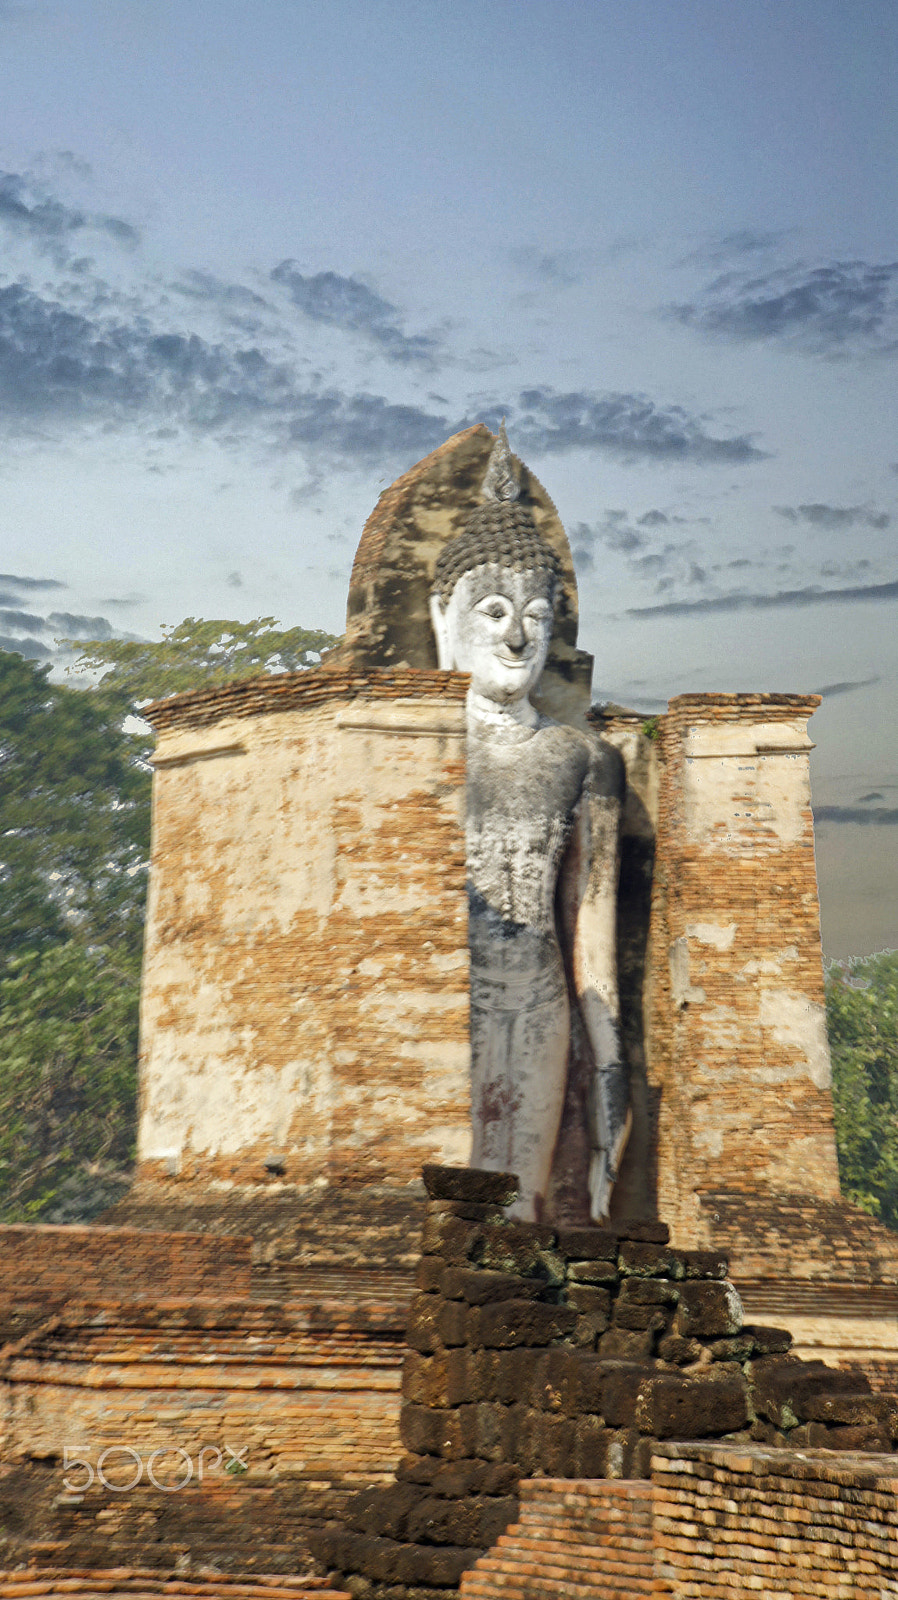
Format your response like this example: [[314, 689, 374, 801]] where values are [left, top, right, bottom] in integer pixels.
[[649, 694, 840, 1239]]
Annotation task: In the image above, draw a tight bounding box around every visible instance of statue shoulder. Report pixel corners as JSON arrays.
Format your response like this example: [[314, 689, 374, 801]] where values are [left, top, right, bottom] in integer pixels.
[[584, 728, 625, 800], [534, 718, 625, 800]]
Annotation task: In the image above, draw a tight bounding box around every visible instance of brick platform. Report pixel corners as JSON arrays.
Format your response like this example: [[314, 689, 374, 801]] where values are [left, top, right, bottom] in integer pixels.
[[460, 1478, 655, 1599], [459, 1446, 898, 1598], [0, 1575, 348, 1600], [1, 1297, 405, 1485]]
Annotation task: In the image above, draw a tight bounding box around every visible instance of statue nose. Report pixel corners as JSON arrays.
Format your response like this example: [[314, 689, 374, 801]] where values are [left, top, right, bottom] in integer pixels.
[[504, 617, 526, 651]]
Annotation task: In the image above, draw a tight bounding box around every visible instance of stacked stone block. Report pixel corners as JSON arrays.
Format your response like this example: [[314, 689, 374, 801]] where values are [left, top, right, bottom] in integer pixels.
[[316, 1166, 898, 1597]]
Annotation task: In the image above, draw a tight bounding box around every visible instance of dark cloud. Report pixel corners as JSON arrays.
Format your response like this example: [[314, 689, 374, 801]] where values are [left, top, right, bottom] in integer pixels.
[[0, 633, 46, 658], [678, 230, 791, 267], [271, 262, 440, 366], [571, 509, 716, 593], [0, 277, 455, 461], [814, 676, 880, 698], [227, 571, 243, 588], [814, 806, 898, 826], [0, 275, 770, 473], [637, 509, 679, 528], [0, 607, 45, 631], [0, 595, 145, 670], [669, 260, 898, 357], [774, 503, 891, 531], [507, 247, 582, 288], [858, 791, 885, 803], [571, 513, 649, 567], [628, 576, 898, 618], [173, 271, 269, 310], [0, 169, 140, 253], [47, 611, 119, 640], [0, 571, 67, 590], [510, 387, 766, 463]]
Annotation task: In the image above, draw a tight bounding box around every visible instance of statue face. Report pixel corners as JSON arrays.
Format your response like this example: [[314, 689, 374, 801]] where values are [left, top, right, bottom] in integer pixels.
[[436, 564, 556, 704]]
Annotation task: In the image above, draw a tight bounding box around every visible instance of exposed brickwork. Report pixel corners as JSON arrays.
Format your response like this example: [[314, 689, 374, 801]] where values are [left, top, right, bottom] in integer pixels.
[[138, 675, 471, 1193], [459, 1478, 656, 1599], [0, 1573, 347, 1599], [143, 666, 468, 733], [458, 1447, 898, 1599], [644, 694, 840, 1240], [0, 1460, 353, 1579], [318, 1167, 898, 1599], [0, 1226, 251, 1312], [652, 1442, 898, 1596], [1, 1299, 405, 1486]]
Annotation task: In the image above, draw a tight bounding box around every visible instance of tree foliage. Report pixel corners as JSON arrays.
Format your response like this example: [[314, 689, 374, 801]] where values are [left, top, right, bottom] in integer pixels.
[[0, 650, 150, 959], [1, 615, 339, 1222], [72, 615, 339, 711], [827, 950, 898, 1227], [0, 940, 139, 1221]]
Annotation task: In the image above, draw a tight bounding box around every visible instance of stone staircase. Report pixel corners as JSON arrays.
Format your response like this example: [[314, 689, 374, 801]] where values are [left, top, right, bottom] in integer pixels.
[[459, 1478, 658, 1599]]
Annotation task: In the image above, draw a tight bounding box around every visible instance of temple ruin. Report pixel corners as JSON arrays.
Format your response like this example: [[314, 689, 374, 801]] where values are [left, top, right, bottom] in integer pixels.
[[3, 424, 898, 1595]]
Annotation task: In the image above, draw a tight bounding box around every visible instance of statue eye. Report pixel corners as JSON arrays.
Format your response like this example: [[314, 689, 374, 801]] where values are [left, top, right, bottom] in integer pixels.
[[479, 601, 508, 619]]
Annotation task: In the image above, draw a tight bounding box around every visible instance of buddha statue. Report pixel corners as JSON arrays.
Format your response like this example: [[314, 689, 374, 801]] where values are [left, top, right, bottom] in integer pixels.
[[430, 427, 630, 1223]]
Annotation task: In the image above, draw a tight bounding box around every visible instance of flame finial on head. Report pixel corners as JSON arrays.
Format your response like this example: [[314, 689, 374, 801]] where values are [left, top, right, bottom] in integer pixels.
[[481, 419, 520, 504]]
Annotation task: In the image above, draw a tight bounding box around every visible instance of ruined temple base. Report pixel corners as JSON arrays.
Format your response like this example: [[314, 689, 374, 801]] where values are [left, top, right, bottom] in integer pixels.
[[460, 1449, 898, 1599]]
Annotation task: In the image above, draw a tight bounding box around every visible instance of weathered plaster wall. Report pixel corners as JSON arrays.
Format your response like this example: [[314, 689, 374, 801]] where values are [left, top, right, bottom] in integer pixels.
[[645, 694, 840, 1240], [137, 668, 471, 1193]]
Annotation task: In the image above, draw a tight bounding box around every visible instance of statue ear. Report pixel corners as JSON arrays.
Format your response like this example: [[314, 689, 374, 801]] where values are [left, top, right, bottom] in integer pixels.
[[429, 592, 455, 669]]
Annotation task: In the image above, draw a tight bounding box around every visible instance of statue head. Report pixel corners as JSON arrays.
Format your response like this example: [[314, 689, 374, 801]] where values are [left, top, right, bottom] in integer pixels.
[[429, 428, 561, 706]]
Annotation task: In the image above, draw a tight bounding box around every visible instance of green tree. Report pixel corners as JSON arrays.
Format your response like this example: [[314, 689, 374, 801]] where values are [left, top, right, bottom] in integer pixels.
[[0, 940, 138, 1221], [71, 615, 338, 710], [2, 616, 339, 1221], [827, 950, 898, 1226], [0, 650, 149, 959]]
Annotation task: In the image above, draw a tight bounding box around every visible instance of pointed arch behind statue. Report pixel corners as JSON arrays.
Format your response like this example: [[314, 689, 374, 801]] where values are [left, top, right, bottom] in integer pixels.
[[333, 424, 595, 722]]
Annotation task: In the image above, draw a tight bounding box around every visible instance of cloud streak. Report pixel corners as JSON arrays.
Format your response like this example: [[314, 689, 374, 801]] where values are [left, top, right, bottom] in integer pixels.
[[814, 676, 880, 698], [0, 274, 776, 474], [775, 503, 891, 531], [271, 262, 441, 366], [669, 260, 898, 357], [0, 168, 139, 256], [510, 387, 766, 463], [814, 806, 898, 827], [627, 577, 898, 618]]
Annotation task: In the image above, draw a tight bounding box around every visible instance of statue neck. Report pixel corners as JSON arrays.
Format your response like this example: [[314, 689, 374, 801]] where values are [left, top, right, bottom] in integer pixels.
[[466, 687, 540, 739]]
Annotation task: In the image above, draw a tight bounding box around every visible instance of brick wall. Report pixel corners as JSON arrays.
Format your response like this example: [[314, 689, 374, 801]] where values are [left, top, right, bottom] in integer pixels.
[[459, 1478, 656, 1599], [652, 1442, 898, 1597], [1, 1298, 405, 1485], [458, 1447, 898, 1599], [138, 669, 471, 1192], [646, 693, 840, 1239], [316, 1166, 898, 1598], [0, 1226, 251, 1309]]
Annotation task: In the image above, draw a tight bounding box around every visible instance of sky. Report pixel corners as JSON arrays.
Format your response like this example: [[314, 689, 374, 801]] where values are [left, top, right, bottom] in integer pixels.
[[0, 0, 895, 960]]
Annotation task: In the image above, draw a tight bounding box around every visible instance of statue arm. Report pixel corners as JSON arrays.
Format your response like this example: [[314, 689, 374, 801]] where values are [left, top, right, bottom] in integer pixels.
[[566, 748, 630, 1221]]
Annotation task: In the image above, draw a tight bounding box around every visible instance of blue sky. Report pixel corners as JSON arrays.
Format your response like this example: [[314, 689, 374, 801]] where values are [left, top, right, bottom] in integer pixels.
[[1, 0, 896, 958]]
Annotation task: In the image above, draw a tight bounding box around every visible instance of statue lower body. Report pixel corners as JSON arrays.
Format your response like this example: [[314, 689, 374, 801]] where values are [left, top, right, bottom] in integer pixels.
[[469, 947, 569, 1223]]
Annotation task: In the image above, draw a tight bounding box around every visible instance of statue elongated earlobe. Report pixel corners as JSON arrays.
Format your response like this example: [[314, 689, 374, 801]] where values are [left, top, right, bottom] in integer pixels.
[[429, 592, 455, 670]]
